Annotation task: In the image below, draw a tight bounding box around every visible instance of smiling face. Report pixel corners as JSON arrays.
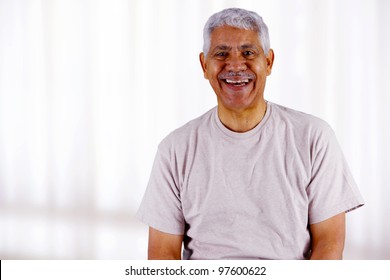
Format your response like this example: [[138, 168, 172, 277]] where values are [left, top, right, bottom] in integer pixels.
[[200, 26, 274, 114]]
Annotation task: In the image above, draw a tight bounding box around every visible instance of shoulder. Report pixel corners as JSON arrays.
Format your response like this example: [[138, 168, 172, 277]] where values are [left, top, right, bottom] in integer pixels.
[[158, 107, 216, 152], [268, 102, 334, 137]]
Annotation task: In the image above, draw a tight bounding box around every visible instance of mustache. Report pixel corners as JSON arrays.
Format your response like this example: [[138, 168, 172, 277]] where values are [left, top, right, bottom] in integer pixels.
[[218, 71, 255, 80]]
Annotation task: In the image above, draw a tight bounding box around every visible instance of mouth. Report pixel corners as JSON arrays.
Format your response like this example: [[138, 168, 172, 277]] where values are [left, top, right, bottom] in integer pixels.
[[223, 78, 251, 87], [218, 72, 255, 89]]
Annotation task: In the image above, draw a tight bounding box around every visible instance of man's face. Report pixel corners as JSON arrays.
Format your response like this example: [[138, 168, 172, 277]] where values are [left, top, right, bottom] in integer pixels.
[[200, 26, 274, 113]]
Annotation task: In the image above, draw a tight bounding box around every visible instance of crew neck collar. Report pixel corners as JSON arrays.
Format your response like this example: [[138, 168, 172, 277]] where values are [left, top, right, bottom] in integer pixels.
[[214, 101, 271, 140]]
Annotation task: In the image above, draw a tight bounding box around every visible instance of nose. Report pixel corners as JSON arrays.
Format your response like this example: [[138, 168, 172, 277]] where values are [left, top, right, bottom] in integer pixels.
[[225, 53, 247, 72]]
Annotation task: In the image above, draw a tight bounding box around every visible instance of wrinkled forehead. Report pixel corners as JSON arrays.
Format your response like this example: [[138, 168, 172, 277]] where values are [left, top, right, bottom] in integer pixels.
[[209, 26, 262, 47]]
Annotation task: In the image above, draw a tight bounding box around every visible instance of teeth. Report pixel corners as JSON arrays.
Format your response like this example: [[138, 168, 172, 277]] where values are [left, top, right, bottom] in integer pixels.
[[226, 79, 249, 84]]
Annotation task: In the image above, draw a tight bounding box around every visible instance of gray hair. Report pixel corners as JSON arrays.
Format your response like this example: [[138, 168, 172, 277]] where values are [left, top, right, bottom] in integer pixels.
[[203, 8, 270, 57]]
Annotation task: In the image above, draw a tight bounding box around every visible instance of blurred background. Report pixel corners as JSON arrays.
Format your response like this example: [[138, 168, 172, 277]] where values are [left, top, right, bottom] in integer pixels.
[[0, 0, 389, 259]]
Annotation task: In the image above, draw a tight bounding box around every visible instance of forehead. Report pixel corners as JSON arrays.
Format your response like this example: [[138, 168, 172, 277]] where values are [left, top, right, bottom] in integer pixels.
[[210, 26, 261, 48]]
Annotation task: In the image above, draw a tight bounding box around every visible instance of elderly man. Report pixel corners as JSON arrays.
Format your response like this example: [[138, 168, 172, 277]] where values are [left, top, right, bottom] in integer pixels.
[[137, 8, 364, 260]]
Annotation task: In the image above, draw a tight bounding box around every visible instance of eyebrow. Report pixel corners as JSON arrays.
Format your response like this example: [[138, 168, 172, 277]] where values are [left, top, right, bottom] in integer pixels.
[[240, 44, 258, 50], [211, 44, 259, 53], [211, 45, 231, 52]]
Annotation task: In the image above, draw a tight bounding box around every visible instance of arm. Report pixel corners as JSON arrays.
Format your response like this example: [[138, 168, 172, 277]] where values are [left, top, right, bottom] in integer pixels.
[[148, 227, 183, 260], [309, 212, 345, 260]]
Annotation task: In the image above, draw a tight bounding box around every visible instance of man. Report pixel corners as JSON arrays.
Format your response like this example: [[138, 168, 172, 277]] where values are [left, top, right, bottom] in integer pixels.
[[137, 8, 364, 260]]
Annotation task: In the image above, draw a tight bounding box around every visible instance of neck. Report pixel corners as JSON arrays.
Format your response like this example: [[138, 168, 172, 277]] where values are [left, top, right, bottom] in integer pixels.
[[217, 101, 267, 133]]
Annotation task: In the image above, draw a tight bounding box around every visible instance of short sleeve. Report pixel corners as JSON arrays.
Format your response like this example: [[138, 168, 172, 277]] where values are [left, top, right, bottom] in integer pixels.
[[307, 125, 364, 224], [136, 144, 185, 235]]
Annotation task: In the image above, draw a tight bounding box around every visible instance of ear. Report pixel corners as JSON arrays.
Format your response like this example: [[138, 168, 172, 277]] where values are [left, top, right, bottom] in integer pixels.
[[266, 49, 275, 76], [199, 52, 208, 79]]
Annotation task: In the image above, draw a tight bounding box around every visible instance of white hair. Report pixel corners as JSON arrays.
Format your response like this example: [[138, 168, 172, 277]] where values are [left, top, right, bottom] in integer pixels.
[[203, 8, 270, 57]]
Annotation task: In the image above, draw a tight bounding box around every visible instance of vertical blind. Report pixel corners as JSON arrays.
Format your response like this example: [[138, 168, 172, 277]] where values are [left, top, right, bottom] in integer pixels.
[[0, 0, 389, 259]]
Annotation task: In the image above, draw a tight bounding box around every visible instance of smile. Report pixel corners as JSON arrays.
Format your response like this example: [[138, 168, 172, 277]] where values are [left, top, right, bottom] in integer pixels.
[[223, 78, 251, 87], [218, 72, 255, 88]]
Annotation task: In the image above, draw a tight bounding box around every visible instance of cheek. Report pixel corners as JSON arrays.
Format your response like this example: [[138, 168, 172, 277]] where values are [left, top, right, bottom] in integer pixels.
[[206, 70, 222, 87], [253, 65, 268, 82], [205, 61, 224, 78]]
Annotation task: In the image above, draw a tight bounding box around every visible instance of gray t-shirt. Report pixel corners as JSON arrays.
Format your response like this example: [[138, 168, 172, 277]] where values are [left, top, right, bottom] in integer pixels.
[[137, 101, 364, 259]]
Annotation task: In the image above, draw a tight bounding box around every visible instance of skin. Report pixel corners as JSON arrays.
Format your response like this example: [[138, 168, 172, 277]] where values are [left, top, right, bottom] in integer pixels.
[[148, 25, 346, 260], [199, 26, 274, 132], [148, 227, 183, 260], [309, 212, 346, 259]]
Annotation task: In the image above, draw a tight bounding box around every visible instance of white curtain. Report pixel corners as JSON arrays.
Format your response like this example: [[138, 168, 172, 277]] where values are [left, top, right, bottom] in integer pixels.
[[0, 0, 389, 259]]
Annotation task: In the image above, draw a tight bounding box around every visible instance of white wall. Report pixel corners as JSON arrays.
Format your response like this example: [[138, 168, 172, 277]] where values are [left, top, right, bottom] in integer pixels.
[[0, 0, 389, 259]]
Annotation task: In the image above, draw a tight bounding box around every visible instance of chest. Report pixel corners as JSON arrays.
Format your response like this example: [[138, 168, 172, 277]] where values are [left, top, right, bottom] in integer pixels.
[[180, 137, 311, 222]]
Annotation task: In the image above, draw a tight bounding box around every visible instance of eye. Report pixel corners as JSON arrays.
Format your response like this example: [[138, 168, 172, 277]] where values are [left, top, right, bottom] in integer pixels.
[[215, 52, 228, 58], [243, 50, 255, 57]]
